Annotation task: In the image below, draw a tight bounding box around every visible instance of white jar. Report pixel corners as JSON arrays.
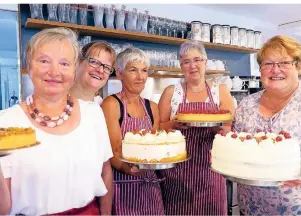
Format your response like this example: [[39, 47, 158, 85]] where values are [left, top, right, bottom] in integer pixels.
[[211, 24, 223, 44], [246, 29, 255, 48], [238, 28, 247, 47], [254, 31, 262, 49], [191, 21, 202, 41], [230, 26, 239, 46], [222, 25, 230, 44], [202, 23, 211, 42]]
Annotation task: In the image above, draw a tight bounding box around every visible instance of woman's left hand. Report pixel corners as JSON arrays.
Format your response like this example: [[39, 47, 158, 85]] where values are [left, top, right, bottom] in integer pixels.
[[282, 179, 301, 187], [211, 126, 231, 134]]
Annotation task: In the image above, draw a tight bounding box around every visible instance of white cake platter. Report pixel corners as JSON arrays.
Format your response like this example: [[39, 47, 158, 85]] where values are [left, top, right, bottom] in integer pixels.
[[0, 141, 40, 157], [211, 167, 300, 187], [175, 120, 229, 127], [119, 155, 192, 170]]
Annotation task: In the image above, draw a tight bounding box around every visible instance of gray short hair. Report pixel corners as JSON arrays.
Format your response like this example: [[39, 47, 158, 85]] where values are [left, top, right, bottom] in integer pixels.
[[116, 47, 150, 72], [179, 40, 207, 59], [25, 27, 80, 70]]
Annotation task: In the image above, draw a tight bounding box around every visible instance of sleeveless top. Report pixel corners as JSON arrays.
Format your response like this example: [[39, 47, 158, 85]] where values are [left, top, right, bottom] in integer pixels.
[[170, 82, 220, 119], [111, 94, 154, 126]]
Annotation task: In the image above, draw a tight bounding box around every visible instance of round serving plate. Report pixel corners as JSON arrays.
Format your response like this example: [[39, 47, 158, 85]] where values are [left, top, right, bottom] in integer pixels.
[[0, 141, 41, 157], [175, 120, 226, 127], [211, 167, 300, 187], [119, 155, 192, 170]]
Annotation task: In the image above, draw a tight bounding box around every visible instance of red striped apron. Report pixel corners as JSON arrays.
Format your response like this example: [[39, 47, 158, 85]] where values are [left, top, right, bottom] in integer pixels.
[[112, 92, 165, 215], [159, 82, 227, 215]]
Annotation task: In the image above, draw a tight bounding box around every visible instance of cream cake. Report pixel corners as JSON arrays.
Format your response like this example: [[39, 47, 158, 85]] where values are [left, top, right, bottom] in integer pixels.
[[0, 127, 37, 150], [211, 130, 300, 179], [122, 129, 187, 163], [177, 110, 233, 122]]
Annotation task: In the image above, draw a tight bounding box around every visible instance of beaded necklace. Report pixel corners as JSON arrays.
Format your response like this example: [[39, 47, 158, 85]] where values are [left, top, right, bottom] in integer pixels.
[[26, 94, 74, 128]]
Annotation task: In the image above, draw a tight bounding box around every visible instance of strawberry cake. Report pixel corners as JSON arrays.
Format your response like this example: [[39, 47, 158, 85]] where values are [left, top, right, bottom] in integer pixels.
[[122, 129, 187, 163], [211, 130, 300, 179], [177, 110, 232, 122]]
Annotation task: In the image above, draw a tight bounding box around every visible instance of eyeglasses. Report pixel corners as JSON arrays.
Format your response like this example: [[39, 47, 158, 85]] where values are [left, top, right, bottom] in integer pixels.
[[86, 57, 114, 74], [181, 58, 206, 67], [260, 61, 297, 70]]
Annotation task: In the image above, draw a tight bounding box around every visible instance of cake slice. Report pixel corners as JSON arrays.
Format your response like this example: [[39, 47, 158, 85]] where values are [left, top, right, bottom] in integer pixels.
[[0, 127, 37, 150]]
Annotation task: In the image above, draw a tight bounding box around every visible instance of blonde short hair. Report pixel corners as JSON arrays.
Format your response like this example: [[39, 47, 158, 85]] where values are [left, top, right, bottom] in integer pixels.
[[179, 40, 207, 60], [25, 27, 80, 69], [81, 40, 116, 66], [257, 35, 301, 71], [116, 47, 150, 72]]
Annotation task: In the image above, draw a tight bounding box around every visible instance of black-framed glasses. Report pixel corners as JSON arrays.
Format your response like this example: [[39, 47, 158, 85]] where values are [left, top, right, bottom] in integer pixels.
[[260, 61, 297, 70], [86, 57, 114, 75]]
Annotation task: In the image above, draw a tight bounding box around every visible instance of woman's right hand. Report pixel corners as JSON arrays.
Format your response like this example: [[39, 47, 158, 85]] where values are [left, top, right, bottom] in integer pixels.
[[172, 115, 189, 130]]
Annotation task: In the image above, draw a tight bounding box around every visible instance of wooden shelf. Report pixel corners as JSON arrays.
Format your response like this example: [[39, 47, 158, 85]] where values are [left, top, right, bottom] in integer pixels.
[[21, 67, 230, 77], [25, 18, 259, 53]]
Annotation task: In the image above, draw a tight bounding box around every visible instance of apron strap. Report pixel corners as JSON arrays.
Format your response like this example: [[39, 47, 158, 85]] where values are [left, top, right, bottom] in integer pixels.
[[120, 91, 151, 121]]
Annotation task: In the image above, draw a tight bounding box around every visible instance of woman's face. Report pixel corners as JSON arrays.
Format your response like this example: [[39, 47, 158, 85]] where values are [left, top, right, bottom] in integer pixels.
[[180, 49, 207, 82], [30, 40, 76, 97], [118, 60, 149, 95], [76, 50, 112, 91], [260, 51, 299, 93]]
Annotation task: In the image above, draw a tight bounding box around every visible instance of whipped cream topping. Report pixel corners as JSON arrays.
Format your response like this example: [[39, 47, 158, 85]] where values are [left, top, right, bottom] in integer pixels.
[[124, 129, 185, 144]]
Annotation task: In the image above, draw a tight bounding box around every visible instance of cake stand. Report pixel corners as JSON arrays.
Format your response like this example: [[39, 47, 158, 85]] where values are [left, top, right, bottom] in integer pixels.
[[0, 141, 41, 157], [211, 166, 300, 187], [119, 155, 192, 170], [175, 120, 231, 127]]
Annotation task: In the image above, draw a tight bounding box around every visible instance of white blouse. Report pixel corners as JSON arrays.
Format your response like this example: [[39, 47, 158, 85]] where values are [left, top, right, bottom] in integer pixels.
[[0, 99, 113, 215], [94, 95, 103, 105], [170, 82, 220, 120]]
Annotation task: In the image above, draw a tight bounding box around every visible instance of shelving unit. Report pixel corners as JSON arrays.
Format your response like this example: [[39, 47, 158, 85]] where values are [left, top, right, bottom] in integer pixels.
[[21, 67, 230, 78], [230, 89, 249, 93], [24, 18, 259, 54]]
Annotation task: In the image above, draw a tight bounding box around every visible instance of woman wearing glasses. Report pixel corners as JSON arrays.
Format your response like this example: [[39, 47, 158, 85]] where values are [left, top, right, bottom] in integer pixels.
[[101, 47, 164, 215], [158, 40, 234, 215], [70, 41, 116, 105], [234, 35, 301, 215]]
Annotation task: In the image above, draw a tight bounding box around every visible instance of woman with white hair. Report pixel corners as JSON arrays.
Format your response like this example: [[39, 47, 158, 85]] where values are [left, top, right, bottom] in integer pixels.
[[101, 47, 164, 215], [158, 40, 235, 215], [0, 27, 113, 215]]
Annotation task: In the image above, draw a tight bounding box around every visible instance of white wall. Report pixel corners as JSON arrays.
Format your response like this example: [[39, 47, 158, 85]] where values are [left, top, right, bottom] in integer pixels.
[[0, 4, 18, 11]]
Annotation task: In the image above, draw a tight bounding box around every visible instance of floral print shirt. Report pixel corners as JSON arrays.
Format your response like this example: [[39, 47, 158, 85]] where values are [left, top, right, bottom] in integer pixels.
[[234, 84, 301, 215]]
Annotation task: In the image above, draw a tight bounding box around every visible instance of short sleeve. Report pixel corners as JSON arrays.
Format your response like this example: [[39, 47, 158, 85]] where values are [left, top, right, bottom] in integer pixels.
[[233, 98, 246, 132], [94, 105, 113, 162], [0, 155, 12, 178], [0, 106, 27, 179]]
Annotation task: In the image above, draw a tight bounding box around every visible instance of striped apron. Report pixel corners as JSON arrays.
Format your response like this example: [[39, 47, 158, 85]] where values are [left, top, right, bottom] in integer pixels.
[[159, 82, 227, 215], [112, 93, 165, 215]]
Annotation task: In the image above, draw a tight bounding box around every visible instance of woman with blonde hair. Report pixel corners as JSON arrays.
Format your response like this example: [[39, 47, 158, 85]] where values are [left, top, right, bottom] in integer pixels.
[[101, 47, 164, 215], [158, 40, 234, 215], [0, 27, 113, 215], [70, 40, 116, 105], [234, 35, 301, 215]]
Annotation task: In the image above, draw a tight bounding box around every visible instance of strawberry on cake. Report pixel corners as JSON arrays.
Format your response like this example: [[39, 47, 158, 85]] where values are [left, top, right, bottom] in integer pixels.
[[211, 130, 300, 179], [177, 110, 233, 122], [122, 129, 187, 163]]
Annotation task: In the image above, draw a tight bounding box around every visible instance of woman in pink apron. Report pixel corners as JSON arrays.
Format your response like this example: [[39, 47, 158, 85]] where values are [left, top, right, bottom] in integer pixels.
[[102, 47, 164, 215], [158, 40, 235, 215]]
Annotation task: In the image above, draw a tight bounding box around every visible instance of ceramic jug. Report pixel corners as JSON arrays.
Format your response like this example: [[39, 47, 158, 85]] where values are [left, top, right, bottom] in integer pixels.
[[232, 76, 243, 90]]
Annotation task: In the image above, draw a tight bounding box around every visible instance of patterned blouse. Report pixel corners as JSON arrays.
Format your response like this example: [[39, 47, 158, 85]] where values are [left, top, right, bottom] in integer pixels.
[[234, 84, 301, 215], [170, 82, 220, 120]]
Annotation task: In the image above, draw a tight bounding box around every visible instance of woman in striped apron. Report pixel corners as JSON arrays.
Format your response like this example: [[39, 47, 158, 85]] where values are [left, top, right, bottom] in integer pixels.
[[158, 40, 235, 215], [102, 47, 164, 215]]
